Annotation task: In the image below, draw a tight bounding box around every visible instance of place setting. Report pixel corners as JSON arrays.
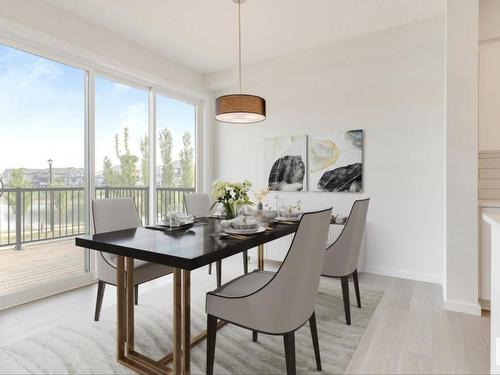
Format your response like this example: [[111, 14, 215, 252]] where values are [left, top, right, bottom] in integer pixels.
[[274, 201, 303, 225], [218, 215, 266, 240], [146, 211, 197, 233], [257, 195, 303, 225], [205, 186, 304, 244]]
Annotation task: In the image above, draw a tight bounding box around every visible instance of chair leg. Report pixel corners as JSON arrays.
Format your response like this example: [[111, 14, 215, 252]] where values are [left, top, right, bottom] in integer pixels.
[[216, 260, 222, 287], [252, 330, 258, 342], [134, 284, 138, 305], [243, 250, 248, 274], [206, 314, 218, 375], [341, 276, 351, 325], [353, 269, 361, 308], [283, 331, 296, 375], [309, 311, 322, 371], [208, 262, 212, 275], [94, 280, 106, 321]]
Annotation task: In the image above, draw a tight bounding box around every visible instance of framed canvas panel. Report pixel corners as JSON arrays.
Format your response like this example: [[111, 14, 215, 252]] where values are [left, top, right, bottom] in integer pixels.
[[264, 135, 307, 191], [308, 129, 363, 192]]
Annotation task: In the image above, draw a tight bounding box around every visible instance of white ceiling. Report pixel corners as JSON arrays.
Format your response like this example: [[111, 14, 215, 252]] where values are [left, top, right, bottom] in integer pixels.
[[45, 0, 444, 74]]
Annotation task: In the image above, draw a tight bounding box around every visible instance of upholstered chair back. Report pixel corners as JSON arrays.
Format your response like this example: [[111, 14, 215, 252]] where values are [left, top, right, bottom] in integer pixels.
[[92, 198, 142, 279], [184, 193, 211, 218], [207, 208, 332, 334], [322, 199, 369, 277]]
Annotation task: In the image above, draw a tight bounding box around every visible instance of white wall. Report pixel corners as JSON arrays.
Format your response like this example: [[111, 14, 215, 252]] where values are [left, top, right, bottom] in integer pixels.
[[479, 0, 500, 151], [444, 0, 480, 315], [206, 16, 446, 283], [479, 42, 500, 151], [479, 0, 500, 41]]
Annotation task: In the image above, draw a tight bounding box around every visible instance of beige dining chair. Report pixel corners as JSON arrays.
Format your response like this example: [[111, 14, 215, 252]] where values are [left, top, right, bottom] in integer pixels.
[[322, 198, 369, 325], [184, 193, 248, 286], [205, 208, 332, 375], [92, 198, 173, 321], [184, 193, 212, 218]]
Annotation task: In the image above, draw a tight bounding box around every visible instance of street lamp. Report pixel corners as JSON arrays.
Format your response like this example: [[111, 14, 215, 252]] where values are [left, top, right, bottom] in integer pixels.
[[48, 158, 54, 232], [47, 159, 53, 185]]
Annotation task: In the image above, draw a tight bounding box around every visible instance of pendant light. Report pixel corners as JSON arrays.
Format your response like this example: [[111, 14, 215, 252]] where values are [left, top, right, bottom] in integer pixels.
[[215, 0, 266, 124]]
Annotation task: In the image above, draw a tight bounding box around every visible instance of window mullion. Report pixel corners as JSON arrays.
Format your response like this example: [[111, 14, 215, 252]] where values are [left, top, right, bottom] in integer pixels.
[[148, 88, 156, 225]]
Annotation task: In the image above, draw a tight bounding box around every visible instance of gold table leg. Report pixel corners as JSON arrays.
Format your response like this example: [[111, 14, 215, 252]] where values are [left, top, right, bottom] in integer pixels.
[[126, 257, 135, 352], [173, 268, 182, 375], [181, 270, 191, 375], [258, 244, 264, 271], [116, 256, 173, 375], [173, 268, 191, 375], [117, 256, 126, 361], [114, 259, 222, 375]]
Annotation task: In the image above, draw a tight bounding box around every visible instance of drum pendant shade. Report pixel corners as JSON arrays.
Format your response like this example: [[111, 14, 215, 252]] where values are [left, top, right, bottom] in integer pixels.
[[215, 94, 266, 123], [215, 0, 266, 124]]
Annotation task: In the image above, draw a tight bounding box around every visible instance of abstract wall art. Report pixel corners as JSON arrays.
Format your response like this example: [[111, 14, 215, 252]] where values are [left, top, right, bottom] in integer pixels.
[[264, 135, 307, 191], [308, 129, 364, 192]]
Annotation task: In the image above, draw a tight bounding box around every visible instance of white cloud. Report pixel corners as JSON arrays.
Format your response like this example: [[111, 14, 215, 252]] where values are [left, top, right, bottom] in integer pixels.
[[0, 48, 83, 171], [19, 58, 62, 89], [111, 82, 131, 96]]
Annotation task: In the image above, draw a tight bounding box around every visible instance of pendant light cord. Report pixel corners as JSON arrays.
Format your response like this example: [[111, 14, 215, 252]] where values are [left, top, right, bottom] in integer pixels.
[[238, 0, 242, 93]]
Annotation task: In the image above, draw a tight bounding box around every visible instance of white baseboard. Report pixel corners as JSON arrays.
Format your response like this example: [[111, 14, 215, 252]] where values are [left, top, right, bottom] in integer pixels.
[[479, 298, 491, 311], [443, 298, 482, 316], [0, 273, 97, 311], [362, 265, 442, 285]]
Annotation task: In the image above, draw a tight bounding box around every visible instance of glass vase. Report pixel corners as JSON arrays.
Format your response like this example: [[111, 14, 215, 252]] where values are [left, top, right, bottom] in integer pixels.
[[222, 202, 236, 219]]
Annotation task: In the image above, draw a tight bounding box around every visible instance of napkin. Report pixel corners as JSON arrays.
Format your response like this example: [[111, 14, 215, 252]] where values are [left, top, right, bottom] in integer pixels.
[[220, 218, 238, 228], [220, 216, 258, 228]]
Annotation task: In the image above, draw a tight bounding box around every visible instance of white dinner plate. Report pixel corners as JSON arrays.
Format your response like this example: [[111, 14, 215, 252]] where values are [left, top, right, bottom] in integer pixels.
[[224, 226, 266, 235], [158, 219, 194, 227], [274, 216, 301, 222]]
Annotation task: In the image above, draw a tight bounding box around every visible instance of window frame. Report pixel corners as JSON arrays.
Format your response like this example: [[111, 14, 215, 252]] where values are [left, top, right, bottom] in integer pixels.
[[0, 32, 204, 309], [154, 89, 201, 222]]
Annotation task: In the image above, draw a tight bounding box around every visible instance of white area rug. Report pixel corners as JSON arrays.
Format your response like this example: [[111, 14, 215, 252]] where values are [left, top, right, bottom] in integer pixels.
[[0, 271, 382, 374]]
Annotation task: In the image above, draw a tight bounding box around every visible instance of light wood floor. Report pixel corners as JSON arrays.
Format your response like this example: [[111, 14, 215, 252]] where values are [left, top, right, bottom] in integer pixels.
[[346, 273, 490, 374], [0, 256, 490, 374], [0, 239, 84, 296]]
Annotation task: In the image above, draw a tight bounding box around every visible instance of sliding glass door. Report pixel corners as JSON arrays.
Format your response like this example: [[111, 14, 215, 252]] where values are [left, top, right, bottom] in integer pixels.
[[94, 76, 149, 223], [155, 94, 196, 221], [0, 44, 88, 300], [0, 42, 200, 307]]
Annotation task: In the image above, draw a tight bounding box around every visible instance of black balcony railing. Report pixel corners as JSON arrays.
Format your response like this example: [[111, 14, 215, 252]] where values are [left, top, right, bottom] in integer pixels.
[[0, 186, 195, 249]]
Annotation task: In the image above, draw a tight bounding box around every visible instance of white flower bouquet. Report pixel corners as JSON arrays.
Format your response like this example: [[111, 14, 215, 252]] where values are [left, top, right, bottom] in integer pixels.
[[211, 180, 253, 219]]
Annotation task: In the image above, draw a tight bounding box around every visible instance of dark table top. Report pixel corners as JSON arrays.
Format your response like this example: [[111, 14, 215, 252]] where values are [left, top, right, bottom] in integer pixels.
[[75, 218, 298, 270]]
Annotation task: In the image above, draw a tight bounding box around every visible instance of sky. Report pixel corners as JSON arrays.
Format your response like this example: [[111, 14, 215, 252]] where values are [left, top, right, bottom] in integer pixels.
[[0, 44, 195, 175]]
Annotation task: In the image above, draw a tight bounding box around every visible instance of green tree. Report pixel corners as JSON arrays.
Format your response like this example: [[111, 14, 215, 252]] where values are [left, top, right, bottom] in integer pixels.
[[140, 133, 148, 186], [102, 156, 118, 186], [179, 132, 194, 188], [101, 127, 139, 187], [114, 127, 138, 186], [6, 168, 31, 213], [159, 128, 174, 187]]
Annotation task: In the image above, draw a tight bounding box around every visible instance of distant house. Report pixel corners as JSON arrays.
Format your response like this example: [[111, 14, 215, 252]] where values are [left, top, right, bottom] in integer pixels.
[[172, 160, 182, 186], [156, 160, 183, 187], [2, 167, 84, 188]]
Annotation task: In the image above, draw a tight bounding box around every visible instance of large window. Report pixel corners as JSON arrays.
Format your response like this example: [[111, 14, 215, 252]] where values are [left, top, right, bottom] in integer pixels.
[[0, 41, 200, 306], [156, 95, 196, 220], [0, 44, 87, 297], [94, 76, 149, 222]]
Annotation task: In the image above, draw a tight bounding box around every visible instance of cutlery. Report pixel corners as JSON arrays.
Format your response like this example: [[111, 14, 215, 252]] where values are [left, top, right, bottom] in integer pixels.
[[211, 232, 248, 240], [276, 220, 298, 225], [225, 233, 249, 240]]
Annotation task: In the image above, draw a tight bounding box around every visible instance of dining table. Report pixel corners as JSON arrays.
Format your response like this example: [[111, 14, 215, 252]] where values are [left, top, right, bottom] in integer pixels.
[[75, 217, 299, 375]]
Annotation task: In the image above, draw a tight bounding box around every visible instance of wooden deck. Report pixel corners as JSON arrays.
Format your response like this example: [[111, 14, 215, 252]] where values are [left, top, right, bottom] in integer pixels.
[[0, 239, 85, 296]]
